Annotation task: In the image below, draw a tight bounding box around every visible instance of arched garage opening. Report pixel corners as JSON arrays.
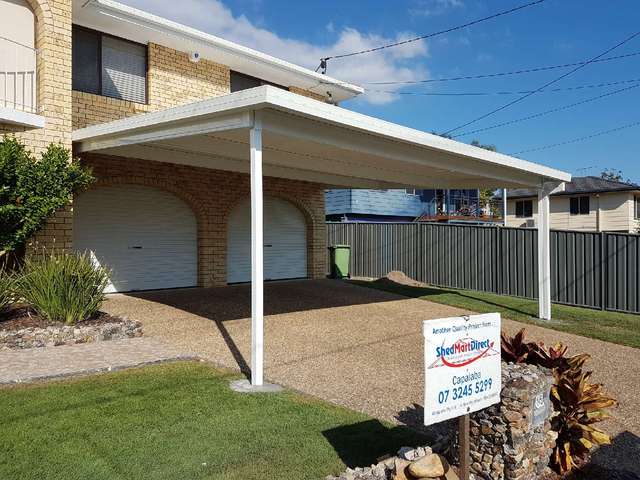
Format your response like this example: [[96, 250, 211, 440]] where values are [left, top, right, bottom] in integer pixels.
[[227, 197, 307, 283], [73, 185, 198, 292]]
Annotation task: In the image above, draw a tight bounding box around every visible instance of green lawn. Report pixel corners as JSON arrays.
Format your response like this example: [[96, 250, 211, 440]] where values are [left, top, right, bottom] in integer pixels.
[[0, 362, 426, 480], [350, 279, 640, 349]]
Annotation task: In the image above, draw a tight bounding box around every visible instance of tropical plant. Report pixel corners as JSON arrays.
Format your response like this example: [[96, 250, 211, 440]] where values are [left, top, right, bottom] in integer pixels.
[[500, 328, 538, 363], [550, 369, 616, 473], [0, 267, 15, 313], [501, 328, 617, 475], [15, 252, 110, 325], [0, 136, 94, 260]]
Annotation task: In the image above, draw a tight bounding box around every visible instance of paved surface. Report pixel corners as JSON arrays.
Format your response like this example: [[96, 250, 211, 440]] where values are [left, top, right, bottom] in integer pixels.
[[103, 279, 640, 474], [0, 338, 193, 384]]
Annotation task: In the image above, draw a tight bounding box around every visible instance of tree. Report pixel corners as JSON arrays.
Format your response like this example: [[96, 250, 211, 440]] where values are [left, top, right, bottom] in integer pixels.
[[600, 168, 630, 183], [0, 136, 94, 259]]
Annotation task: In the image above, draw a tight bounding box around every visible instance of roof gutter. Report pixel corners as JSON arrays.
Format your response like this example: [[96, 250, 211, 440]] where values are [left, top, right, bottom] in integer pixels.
[[87, 0, 363, 99]]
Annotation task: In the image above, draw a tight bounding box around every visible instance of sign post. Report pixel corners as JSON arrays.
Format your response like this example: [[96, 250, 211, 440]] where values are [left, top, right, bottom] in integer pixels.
[[423, 313, 502, 480]]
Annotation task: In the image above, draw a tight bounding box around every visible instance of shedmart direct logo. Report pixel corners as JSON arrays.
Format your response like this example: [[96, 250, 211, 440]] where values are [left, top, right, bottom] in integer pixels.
[[429, 337, 499, 369]]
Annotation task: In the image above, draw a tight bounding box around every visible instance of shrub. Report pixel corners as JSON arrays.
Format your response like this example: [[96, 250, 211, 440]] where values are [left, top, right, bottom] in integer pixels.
[[0, 267, 15, 313], [501, 328, 616, 475], [0, 136, 94, 258], [15, 252, 110, 325]]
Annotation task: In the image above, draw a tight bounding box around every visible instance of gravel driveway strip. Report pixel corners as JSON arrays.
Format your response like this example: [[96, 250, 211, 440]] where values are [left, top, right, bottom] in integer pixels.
[[103, 279, 640, 473]]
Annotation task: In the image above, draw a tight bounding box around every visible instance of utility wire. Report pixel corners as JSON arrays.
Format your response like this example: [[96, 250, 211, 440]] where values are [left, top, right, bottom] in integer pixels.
[[442, 30, 640, 136], [362, 51, 640, 85], [367, 77, 640, 97], [511, 120, 640, 156], [316, 0, 546, 72], [452, 83, 640, 137]]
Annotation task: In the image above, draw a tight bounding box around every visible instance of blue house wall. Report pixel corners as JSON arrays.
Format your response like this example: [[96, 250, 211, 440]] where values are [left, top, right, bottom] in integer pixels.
[[326, 189, 424, 221], [325, 189, 481, 222]]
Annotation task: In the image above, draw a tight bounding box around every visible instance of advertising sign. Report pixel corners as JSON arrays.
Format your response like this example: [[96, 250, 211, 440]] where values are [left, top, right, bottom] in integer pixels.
[[423, 313, 501, 426]]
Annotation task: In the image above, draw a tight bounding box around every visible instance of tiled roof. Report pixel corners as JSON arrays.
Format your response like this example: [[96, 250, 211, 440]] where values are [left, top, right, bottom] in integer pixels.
[[496, 176, 640, 199]]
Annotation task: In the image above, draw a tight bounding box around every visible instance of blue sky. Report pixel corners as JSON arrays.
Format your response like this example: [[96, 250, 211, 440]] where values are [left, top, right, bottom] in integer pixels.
[[123, 0, 640, 182]]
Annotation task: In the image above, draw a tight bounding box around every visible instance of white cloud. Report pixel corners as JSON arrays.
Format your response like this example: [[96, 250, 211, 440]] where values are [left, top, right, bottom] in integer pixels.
[[120, 0, 429, 104], [410, 0, 464, 17]]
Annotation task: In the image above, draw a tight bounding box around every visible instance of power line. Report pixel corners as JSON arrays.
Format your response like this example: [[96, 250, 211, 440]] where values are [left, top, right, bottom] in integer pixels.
[[362, 51, 640, 85], [452, 83, 640, 137], [441, 30, 640, 136], [510, 120, 640, 156], [367, 77, 640, 97], [316, 0, 546, 72]]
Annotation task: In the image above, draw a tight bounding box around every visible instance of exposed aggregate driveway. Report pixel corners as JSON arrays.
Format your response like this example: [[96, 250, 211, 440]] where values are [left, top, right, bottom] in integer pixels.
[[103, 279, 640, 474]]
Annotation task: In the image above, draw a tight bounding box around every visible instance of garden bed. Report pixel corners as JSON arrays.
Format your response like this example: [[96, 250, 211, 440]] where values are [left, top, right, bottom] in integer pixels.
[[0, 308, 142, 350]]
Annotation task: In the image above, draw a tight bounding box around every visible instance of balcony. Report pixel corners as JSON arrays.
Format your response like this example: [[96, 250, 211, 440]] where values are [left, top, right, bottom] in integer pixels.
[[0, 35, 44, 128], [415, 191, 505, 224]]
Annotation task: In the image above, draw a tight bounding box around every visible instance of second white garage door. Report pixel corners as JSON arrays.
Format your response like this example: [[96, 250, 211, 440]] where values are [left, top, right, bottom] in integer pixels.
[[73, 185, 198, 293], [227, 197, 307, 283]]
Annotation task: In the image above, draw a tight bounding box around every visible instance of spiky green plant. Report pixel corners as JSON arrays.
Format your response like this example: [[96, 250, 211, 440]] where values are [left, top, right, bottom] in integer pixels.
[[0, 266, 15, 313], [15, 252, 110, 324]]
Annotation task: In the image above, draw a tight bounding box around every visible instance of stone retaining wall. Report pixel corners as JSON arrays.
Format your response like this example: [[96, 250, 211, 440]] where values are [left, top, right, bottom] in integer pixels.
[[0, 320, 143, 351], [327, 362, 556, 480], [468, 362, 556, 480]]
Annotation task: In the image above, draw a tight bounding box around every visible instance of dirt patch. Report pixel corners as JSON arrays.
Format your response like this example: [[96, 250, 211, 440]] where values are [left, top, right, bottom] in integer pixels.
[[373, 271, 426, 288], [0, 308, 124, 332]]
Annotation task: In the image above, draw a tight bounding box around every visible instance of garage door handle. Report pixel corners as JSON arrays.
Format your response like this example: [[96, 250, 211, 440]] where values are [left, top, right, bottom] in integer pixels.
[[129, 246, 143, 249], [264, 244, 273, 248]]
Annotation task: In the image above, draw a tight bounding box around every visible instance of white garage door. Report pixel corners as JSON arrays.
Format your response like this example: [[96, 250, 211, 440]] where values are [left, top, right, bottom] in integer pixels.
[[227, 197, 307, 283], [74, 185, 198, 293]]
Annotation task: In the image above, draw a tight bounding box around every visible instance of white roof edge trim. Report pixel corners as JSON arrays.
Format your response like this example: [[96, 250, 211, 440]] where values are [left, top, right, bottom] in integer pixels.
[[88, 0, 363, 98], [73, 85, 571, 184]]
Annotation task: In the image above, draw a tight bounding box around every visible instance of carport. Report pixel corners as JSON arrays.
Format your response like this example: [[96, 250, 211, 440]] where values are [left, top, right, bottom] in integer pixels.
[[73, 85, 571, 387]]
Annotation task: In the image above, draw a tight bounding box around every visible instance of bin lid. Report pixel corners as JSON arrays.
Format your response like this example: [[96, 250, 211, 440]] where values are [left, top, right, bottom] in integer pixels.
[[329, 244, 351, 249]]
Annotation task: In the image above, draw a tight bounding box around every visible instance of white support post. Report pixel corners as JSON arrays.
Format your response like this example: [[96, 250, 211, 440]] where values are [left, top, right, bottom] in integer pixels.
[[502, 188, 508, 227], [250, 112, 264, 386], [537, 188, 552, 320]]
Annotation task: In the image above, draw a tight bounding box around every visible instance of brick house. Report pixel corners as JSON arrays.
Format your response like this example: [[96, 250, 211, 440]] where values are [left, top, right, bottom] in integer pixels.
[[2, 0, 572, 376]]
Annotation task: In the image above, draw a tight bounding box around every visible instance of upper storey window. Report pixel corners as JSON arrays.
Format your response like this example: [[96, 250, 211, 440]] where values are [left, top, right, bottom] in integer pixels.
[[230, 71, 286, 93], [72, 26, 147, 104]]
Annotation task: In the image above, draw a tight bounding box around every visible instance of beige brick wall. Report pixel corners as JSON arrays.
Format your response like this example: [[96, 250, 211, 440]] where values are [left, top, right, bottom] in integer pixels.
[[72, 91, 150, 130], [79, 154, 327, 287], [73, 42, 230, 129], [289, 86, 328, 102]]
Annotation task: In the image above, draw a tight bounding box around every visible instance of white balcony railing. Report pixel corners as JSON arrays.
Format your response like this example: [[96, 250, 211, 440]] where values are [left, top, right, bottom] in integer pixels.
[[1, 35, 37, 114]]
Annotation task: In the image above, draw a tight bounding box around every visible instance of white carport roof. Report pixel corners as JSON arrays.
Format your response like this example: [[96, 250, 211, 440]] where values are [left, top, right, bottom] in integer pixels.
[[73, 86, 571, 387], [73, 86, 571, 189]]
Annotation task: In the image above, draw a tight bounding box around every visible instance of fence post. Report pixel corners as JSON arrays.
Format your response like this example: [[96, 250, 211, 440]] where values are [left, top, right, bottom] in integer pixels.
[[600, 231, 606, 311]]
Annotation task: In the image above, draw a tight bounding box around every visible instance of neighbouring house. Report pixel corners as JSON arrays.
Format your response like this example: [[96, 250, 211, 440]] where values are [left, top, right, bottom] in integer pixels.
[[498, 176, 640, 233], [326, 188, 500, 223], [1, 0, 571, 379]]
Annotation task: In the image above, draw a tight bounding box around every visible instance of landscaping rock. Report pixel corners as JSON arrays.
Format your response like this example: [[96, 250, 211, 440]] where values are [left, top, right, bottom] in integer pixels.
[[0, 319, 143, 350], [408, 454, 449, 478]]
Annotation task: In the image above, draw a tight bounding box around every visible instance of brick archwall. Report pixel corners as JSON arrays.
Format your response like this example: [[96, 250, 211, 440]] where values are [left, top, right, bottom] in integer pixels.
[[79, 154, 327, 287]]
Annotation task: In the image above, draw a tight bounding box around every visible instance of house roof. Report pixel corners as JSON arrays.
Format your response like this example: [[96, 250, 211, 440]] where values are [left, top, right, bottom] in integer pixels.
[[498, 176, 640, 199], [72, 0, 363, 103], [73, 86, 571, 190]]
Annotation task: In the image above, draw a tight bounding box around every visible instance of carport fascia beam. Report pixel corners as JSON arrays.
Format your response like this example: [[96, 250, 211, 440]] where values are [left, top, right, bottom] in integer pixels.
[[75, 112, 254, 153], [260, 110, 552, 188]]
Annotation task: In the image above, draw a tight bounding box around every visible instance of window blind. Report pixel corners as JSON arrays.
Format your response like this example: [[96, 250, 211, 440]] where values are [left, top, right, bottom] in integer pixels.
[[101, 35, 146, 103]]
